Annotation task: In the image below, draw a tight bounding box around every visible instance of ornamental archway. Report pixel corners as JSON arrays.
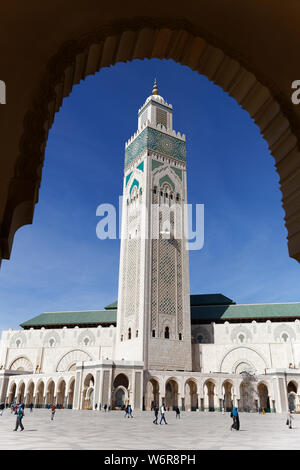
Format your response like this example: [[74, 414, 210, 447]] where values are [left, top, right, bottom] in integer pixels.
[[145, 378, 160, 410], [257, 382, 270, 412], [2, 11, 300, 265], [56, 379, 66, 407], [112, 373, 129, 408], [25, 381, 35, 406], [7, 382, 16, 405], [46, 379, 55, 406], [35, 381, 45, 407], [165, 378, 179, 410], [184, 379, 198, 411], [81, 373, 95, 410]]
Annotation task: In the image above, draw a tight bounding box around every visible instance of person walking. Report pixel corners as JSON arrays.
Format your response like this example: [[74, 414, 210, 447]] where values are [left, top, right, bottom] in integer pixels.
[[175, 406, 180, 419], [104, 404, 107, 412], [129, 404, 133, 418], [0, 402, 4, 416], [160, 404, 168, 425], [153, 406, 159, 424], [99, 403, 102, 411], [29, 403, 33, 413], [287, 410, 294, 429], [230, 407, 240, 431], [95, 403, 98, 411], [50, 404, 56, 421], [13, 405, 24, 431], [124, 404, 129, 418]]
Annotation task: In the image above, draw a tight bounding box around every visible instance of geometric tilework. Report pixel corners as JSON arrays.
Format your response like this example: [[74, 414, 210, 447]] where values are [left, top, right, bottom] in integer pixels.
[[152, 159, 164, 171], [159, 174, 175, 191], [171, 166, 183, 181], [125, 127, 186, 168], [125, 171, 133, 186]]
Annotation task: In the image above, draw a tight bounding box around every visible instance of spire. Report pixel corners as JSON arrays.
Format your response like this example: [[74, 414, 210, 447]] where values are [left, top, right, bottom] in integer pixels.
[[152, 78, 158, 95]]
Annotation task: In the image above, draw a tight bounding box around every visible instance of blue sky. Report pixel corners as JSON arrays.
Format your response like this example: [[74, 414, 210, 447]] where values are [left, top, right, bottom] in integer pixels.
[[1, 59, 300, 331]]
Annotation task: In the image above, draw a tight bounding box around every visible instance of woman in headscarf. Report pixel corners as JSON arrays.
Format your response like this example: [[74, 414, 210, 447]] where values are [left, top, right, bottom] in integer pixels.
[[230, 407, 240, 431]]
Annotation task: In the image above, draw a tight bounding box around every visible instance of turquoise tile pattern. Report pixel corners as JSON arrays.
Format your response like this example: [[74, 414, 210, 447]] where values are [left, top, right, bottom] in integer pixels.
[[125, 127, 186, 168]]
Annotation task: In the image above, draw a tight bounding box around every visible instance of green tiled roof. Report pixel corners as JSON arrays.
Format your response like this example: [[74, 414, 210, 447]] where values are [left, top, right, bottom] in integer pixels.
[[20, 295, 300, 328], [20, 309, 117, 328], [191, 303, 300, 322]]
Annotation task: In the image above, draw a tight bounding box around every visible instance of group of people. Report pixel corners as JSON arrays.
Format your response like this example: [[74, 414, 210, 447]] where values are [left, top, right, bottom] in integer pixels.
[[2, 399, 297, 433], [152, 404, 169, 424]]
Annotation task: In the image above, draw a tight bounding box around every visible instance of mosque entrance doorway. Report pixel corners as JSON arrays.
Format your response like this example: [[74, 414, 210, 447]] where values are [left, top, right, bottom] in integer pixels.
[[82, 374, 95, 410], [184, 380, 198, 411], [146, 378, 160, 410], [165, 379, 178, 410], [67, 378, 75, 409], [257, 383, 270, 412], [287, 381, 298, 412], [113, 374, 129, 409], [239, 372, 258, 412], [115, 388, 126, 408]]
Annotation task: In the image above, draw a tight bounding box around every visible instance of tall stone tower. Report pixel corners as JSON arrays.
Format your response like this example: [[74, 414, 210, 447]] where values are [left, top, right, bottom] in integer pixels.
[[115, 81, 192, 371]]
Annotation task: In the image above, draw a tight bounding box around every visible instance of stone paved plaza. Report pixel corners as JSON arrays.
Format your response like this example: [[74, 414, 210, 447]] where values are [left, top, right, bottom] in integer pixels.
[[0, 409, 299, 450]]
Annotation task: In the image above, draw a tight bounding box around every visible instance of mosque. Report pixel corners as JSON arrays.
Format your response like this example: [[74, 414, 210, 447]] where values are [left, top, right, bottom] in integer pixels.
[[1, 82, 300, 414]]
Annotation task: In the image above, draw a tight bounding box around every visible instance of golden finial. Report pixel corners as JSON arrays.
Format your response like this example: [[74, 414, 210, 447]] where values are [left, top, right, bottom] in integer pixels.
[[152, 78, 158, 95]]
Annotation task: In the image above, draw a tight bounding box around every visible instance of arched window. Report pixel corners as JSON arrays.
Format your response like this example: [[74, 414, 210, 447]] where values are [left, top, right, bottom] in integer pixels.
[[121, 335, 123, 342], [128, 328, 131, 340], [164, 327, 170, 339], [179, 333, 182, 340], [282, 333, 289, 343], [83, 337, 89, 346], [136, 330, 138, 338], [238, 333, 245, 343], [152, 330, 155, 338], [49, 338, 55, 347]]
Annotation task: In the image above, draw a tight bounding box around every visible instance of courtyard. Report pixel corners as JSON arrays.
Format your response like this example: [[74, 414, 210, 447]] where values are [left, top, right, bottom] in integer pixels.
[[0, 409, 299, 450]]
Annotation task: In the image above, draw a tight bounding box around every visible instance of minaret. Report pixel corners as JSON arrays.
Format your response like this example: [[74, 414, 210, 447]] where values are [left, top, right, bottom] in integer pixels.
[[115, 81, 192, 371]]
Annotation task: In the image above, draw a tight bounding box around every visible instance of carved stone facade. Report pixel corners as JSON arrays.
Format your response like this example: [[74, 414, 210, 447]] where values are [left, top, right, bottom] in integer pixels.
[[115, 86, 192, 371]]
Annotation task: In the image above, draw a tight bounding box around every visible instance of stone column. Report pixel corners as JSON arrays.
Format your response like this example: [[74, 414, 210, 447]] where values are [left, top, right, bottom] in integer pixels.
[[233, 396, 238, 408], [203, 390, 209, 412], [196, 393, 200, 411], [177, 393, 181, 410], [98, 369, 104, 408], [158, 393, 162, 407], [214, 393, 219, 412]]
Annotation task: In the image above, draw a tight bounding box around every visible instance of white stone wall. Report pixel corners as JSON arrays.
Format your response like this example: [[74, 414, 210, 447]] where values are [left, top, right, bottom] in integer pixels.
[[0, 325, 115, 374], [192, 320, 300, 374]]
